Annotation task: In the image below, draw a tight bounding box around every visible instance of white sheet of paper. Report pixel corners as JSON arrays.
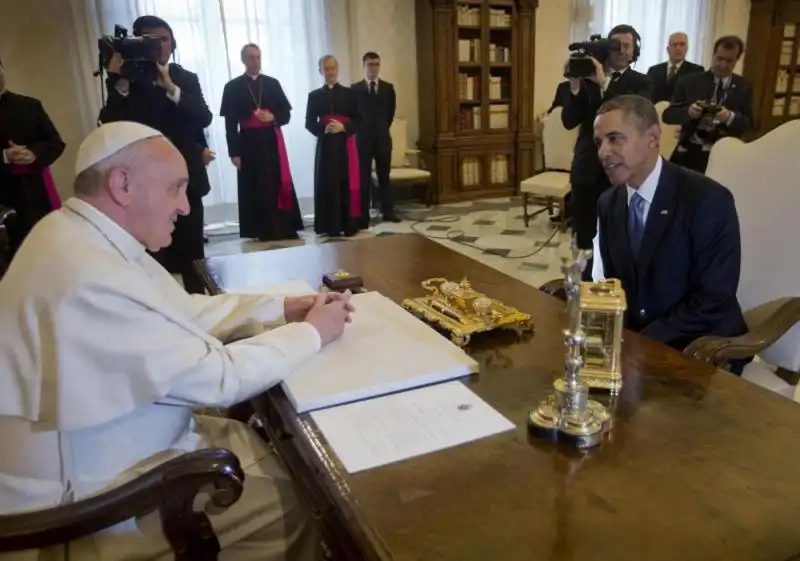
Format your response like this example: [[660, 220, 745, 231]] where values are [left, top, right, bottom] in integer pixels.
[[229, 279, 316, 297], [283, 291, 479, 413], [310, 381, 515, 474]]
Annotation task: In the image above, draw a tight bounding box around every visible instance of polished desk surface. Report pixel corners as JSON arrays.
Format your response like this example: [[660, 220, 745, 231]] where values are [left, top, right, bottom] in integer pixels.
[[198, 234, 800, 561]]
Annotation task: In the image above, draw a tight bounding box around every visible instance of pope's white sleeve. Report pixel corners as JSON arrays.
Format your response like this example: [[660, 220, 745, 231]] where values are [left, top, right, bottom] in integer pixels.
[[187, 292, 288, 341], [50, 281, 321, 429]]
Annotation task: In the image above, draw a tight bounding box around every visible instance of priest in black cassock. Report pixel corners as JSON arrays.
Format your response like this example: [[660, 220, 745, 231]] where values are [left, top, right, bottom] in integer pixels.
[[220, 43, 302, 241], [305, 55, 362, 237], [0, 56, 65, 255]]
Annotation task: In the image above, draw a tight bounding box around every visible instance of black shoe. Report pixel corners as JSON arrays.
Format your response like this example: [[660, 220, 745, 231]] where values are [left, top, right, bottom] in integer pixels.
[[383, 213, 402, 223], [549, 214, 563, 223], [344, 228, 359, 237], [203, 236, 209, 244]]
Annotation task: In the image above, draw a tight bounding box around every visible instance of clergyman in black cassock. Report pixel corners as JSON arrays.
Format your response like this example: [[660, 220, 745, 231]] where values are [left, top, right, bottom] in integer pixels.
[[0, 56, 65, 256], [351, 51, 399, 224], [97, 16, 212, 294], [220, 44, 302, 241], [306, 55, 362, 237]]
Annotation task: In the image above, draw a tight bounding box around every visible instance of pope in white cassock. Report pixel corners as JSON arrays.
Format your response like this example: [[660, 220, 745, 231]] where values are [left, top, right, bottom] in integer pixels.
[[0, 122, 355, 560]]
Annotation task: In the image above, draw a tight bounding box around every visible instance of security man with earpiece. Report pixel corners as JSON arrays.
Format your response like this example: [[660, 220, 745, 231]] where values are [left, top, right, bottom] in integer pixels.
[[561, 24, 654, 280], [99, 15, 213, 294]]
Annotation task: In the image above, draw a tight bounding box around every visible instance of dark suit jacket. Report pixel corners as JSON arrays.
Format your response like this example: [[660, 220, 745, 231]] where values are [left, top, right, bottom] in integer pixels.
[[547, 81, 572, 114], [562, 70, 653, 185], [350, 79, 396, 143], [597, 160, 747, 350], [662, 71, 754, 145], [646, 60, 705, 103], [99, 64, 213, 198]]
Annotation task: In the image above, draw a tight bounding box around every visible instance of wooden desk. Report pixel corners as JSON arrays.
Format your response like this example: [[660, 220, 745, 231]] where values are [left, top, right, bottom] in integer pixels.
[[197, 234, 800, 561]]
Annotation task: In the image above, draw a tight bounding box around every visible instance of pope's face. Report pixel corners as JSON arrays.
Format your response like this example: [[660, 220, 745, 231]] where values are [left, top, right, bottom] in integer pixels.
[[127, 138, 190, 251]]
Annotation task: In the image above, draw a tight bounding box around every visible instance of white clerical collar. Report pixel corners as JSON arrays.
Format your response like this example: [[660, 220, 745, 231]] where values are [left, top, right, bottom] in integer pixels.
[[626, 156, 662, 205], [325, 82, 338, 89], [245, 72, 260, 80], [64, 198, 146, 262]]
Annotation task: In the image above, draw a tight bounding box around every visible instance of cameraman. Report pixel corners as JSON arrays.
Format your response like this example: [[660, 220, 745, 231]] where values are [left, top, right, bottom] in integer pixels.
[[561, 24, 653, 279], [662, 35, 753, 174], [99, 15, 213, 294]]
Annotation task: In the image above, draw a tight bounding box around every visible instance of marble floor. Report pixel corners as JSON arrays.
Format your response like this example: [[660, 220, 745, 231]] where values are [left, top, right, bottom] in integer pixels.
[[205, 196, 572, 290]]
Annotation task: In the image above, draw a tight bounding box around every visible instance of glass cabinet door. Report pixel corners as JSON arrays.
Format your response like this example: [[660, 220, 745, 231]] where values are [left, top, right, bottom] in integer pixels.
[[773, 20, 800, 117]]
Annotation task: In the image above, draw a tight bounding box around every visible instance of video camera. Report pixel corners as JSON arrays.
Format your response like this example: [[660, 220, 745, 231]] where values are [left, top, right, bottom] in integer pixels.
[[565, 35, 621, 79], [97, 25, 161, 83], [696, 100, 722, 115]]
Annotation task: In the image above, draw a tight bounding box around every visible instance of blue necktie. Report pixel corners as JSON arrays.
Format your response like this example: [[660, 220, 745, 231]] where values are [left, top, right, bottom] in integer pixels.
[[628, 192, 646, 257]]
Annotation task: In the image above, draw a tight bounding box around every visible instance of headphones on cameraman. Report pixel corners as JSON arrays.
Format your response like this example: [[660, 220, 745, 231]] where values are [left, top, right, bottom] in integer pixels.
[[608, 24, 641, 63], [132, 15, 177, 56]]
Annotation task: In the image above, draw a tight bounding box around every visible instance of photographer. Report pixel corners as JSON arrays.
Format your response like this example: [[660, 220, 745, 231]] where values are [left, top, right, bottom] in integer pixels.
[[662, 35, 753, 174], [98, 15, 213, 294], [561, 24, 653, 279]]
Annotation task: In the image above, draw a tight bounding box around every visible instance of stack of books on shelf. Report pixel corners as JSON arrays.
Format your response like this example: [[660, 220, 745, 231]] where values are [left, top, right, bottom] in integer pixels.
[[489, 104, 509, 129], [489, 8, 511, 28], [458, 73, 481, 101], [489, 76, 508, 100], [458, 39, 481, 63], [488, 44, 511, 63], [457, 5, 480, 26], [460, 106, 482, 131], [461, 157, 481, 186], [490, 155, 509, 185]]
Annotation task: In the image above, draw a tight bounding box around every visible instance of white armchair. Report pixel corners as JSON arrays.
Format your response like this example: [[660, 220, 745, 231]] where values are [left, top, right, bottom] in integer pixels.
[[655, 101, 680, 160], [371, 118, 432, 205], [684, 120, 800, 398], [519, 107, 577, 229]]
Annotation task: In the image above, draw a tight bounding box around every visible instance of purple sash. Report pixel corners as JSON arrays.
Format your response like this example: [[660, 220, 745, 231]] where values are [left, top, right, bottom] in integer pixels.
[[240, 112, 295, 210], [11, 165, 61, 211], [321, 115, 360, 218]]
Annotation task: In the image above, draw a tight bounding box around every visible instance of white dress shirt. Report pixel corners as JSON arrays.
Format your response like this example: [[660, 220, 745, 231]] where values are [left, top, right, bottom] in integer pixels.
[[366, 77, 380, 93], [592, 156, 663, 280], [0, 198, 322, 559]]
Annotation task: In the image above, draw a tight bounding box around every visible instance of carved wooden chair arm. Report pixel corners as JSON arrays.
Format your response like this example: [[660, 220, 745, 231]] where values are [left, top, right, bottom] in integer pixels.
[[539, 278, 567, 301], [0, 448, 244, 559], [684, 297, 800, 367]]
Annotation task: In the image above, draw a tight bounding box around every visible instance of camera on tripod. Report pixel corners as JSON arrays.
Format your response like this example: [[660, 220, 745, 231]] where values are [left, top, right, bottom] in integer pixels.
[[565, 35, 622, 79], [97, 25, 162, 83]]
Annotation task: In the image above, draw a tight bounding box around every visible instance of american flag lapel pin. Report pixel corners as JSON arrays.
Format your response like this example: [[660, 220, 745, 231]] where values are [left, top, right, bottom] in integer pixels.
[[660, 209, 669, 215]]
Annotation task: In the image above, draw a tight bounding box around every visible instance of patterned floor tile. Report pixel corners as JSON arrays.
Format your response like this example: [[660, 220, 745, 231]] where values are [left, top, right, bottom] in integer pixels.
[[519, 261, 551, 272], [482, 248, 512, 257], [206, 198, 570, 291]]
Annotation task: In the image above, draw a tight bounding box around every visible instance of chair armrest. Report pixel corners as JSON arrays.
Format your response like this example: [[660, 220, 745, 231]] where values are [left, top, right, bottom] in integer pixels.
[[684, 297, 800, 366], [0, 448, 244, 555], [405, 149, 421, 155], [539, 278, 567, 301]]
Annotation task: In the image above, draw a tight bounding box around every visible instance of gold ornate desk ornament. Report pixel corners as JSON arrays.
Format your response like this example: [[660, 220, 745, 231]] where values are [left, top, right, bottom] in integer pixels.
[[527, 248, 611, 449], [402, 278, 533, 346], [578, 279, 627, 392]]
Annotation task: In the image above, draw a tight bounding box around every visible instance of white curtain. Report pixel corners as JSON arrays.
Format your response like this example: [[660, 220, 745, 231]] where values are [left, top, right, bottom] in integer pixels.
[[571, 0, 719, 72], [67, 0, 331, 226]]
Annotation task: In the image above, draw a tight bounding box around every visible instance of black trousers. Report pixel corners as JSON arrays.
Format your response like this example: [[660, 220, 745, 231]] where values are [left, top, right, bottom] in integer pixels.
[[151, 190, 206, 294], [670, 145, 711, 174], [358, 132, 393, 216]]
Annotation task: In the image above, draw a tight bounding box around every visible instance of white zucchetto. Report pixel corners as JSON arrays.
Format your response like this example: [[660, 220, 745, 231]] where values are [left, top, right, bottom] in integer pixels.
[[75, 121, 164, 176]]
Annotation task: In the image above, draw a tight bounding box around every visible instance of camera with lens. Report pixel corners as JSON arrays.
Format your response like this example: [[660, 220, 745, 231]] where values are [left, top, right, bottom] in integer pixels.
[[696, 100, 722, 115], [565, 35, 621, 79], [97, 25, 162, 83]]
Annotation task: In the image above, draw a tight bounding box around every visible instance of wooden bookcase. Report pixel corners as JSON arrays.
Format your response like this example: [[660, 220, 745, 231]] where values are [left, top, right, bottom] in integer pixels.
[[415, 0, 538, 203], [744, 0, 800, 136]]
